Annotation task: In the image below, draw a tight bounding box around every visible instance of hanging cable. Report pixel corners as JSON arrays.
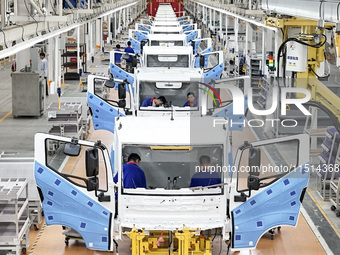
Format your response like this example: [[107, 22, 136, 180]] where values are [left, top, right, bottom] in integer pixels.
[[308, 65, 330, 79], [0, 29, 8, 48], [24, 0, 39, 36], [16, 24, 26, 41], [49, 0, 57, 15], [276, 34, 327, 89], [7, 14, 25, 41]]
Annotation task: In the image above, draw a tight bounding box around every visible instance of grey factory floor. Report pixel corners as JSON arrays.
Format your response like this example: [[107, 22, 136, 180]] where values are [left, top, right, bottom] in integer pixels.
[[1, 42, 340, 254]]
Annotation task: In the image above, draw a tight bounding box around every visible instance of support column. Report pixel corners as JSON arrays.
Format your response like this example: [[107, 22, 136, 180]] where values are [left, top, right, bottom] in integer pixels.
[[225, 15, 229, 52], [89, 21, 94, 59], [123, 8, 126, 29], [59, 0, 63, 16], [114, 12, 117, 40], [96, 19, 101, 49], [54, 36, 60, 88], [1, 0, 6, 27], [234, 18, 239, 53], [274, 28, 281, 78], [219, 13, 222, 37], [261, 28, 266, 73], [118, 10, 122, 34], [100, 18, 103, 49], [108, 13, 112, 43], [202, 6, 205, 24], [77, 24, 80, 74], [47, 38, 53, 93], [86, 22, 90, 62], [245, 22, 249, 66]]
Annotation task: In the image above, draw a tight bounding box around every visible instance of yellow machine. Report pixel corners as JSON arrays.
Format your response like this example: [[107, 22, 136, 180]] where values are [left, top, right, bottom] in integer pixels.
[[265, 17, 340, 123], [125, 227, 212, 255]]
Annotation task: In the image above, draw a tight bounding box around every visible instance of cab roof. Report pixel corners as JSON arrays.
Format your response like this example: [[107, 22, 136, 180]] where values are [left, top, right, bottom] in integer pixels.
[[143, 46, 192, 55], [153, 21, 179, 26], [151, 26, 182, 33], [148, 34, 186, 41], [154, 17, 178, 21], [115, 117, 228, 145], [136, 68, 202, 81]]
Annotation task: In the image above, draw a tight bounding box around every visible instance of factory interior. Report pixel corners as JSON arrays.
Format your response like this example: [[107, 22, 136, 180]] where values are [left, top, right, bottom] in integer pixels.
[[1, 0, 340, 254]]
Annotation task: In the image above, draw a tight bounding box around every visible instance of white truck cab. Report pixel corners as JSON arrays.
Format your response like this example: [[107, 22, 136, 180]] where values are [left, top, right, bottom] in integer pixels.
[[134, 68, 203, 117], [34, 116, 310, 253]]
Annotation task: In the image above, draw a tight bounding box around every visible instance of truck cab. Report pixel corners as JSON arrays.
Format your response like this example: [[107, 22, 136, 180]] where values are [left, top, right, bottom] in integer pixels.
[[147, 34, 187, 46], [134, 68, 203, 117], [128, 29, 201, 52], [34, 116, 310, 252]]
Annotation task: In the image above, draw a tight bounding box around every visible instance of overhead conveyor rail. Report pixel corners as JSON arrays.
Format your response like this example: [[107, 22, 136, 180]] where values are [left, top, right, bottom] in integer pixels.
[[0, 0, 145, 59]]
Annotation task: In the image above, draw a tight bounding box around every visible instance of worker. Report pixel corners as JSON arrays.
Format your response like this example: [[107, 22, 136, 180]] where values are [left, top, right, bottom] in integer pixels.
[[39, 52, 48, 96], [141, 96, 167, 107], [115, 44, 122, 68], [190, 155, 221, 187], [114, 153, 146, 189], [183, 92, 198, 107], [124, 41, 135, 73]]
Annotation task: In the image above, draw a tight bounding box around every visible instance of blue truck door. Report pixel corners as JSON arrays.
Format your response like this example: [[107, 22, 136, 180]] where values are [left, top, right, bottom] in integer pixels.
[[34, 133, 115, 251], [229, 134, 310, 250], [87, 75, 126, 134]]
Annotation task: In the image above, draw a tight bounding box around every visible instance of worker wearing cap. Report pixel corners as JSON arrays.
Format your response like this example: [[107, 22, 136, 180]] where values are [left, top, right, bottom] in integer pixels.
[[114, 153, 146, 189], [190, 155, 221, 187], [142, 96, 167, 107]]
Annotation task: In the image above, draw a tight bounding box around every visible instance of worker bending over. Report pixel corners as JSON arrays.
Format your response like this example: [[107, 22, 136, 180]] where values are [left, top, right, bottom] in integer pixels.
[[114, 153, 146, 188], [190, 155, 221, 187], [142, 96, 167, 107]]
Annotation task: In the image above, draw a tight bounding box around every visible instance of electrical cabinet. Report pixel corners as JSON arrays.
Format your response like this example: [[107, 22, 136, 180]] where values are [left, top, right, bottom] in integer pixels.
[[11, 71, 45, 117], [286, 41, 308, 72]]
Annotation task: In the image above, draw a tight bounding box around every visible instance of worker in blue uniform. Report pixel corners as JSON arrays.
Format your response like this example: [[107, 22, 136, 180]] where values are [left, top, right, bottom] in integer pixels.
[[183, 92, 198, 107], [190, 155, 221, 187], [141, 96, 167, 107], [124, 41, 135, 73], [114, 153, 146, 189], [115, 44, 122, 68]]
